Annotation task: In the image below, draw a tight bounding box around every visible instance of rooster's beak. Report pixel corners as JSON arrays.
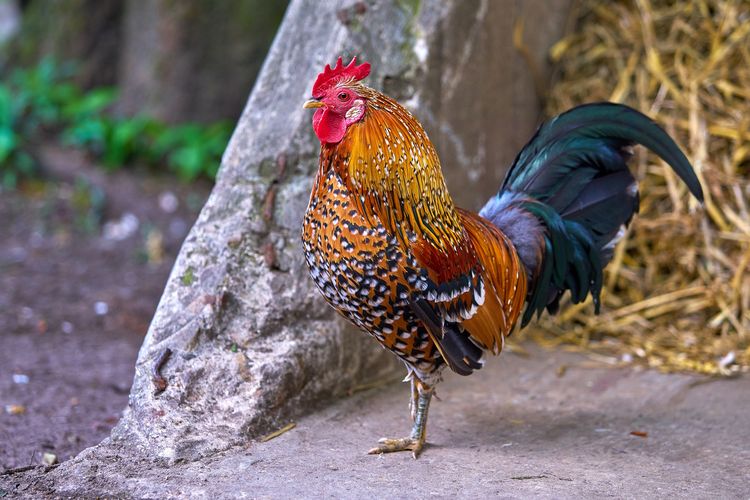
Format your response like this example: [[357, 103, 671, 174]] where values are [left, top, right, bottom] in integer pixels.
[[303, 99, 325, 109]]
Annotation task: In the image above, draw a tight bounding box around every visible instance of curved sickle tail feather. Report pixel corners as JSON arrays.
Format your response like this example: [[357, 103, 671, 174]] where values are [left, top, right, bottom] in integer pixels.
[[480, 102, 704, 326]]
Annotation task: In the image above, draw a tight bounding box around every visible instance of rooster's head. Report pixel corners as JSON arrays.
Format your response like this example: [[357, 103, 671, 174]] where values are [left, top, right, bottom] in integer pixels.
[[304, 56, 371, 144]]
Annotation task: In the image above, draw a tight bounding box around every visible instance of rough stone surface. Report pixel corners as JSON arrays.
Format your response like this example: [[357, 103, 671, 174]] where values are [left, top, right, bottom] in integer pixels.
[[4, 345, 747, 498], [96, 0, 573, 467], [417, 0, 572, 209]]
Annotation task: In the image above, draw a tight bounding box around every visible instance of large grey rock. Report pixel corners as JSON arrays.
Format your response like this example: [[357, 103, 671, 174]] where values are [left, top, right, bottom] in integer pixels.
[[4, 0, 573, 486]]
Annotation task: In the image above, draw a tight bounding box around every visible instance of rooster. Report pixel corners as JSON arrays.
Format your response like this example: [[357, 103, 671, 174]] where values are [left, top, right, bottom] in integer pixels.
[[302, 57, 703, 457]]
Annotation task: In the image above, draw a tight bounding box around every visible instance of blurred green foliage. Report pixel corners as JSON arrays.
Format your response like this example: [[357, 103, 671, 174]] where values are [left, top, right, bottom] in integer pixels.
[[0, 58, 232, 188]]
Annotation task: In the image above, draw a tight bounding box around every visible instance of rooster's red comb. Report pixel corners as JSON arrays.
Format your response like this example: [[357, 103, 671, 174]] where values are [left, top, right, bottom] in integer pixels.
[[312, 56, 371, 98]]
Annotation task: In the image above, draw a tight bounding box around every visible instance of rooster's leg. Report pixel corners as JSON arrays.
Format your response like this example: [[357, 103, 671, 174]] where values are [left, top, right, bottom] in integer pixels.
[[368, 379, 433, 458], [409, 377, 418, 421]]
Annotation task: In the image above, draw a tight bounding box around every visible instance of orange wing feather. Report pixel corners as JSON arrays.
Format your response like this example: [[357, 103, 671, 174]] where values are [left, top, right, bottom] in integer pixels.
[[456, 209, 527, 353]]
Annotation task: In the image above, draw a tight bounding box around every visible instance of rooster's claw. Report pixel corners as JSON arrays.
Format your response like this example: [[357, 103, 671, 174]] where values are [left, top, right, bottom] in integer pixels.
[[368, 437, 425, 458]]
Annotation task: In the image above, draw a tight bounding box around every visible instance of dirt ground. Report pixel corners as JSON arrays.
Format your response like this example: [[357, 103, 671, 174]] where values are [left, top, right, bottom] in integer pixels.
[[0, 146, 210, 471], [2, 345, 747, 498]]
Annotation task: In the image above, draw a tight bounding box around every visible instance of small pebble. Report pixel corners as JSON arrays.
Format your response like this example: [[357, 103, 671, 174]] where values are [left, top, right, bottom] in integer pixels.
[[20, 306, 33, 321], [94, 301, 109, 316], [158, 191, 179, 213], [103, 212, 139, 241], [4, 404, 25, 415], [61, 321, 74, 334], [42, 452, 57, 465], [12, 373, 29, 384], [718, 351, 735, 369]]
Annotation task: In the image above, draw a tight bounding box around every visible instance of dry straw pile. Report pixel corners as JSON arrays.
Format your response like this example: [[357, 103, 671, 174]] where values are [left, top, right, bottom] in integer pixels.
[[528, 0, 750, 375]]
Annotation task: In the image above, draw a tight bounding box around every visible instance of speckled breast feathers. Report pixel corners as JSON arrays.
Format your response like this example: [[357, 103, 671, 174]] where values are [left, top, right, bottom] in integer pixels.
[[302, 81, 527, 378]]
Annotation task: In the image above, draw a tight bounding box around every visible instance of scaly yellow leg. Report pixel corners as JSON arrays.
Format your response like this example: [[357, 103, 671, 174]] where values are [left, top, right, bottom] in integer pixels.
[[368, 379, 433, 459]]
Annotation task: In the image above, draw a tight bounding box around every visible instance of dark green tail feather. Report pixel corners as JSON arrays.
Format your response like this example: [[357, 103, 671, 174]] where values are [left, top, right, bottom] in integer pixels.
[[480, 102, 703, 326], [502, 102, 704, 202], [516, 200, 603, 326]]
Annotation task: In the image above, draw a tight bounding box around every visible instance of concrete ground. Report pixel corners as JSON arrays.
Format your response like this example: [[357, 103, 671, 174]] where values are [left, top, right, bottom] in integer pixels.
[[2, 345, 748, 498]]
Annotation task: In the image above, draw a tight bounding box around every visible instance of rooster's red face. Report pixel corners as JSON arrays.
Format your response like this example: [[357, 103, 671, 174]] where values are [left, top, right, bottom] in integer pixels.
[[304, 86, 366, 144], [304, 56, 371, 144]]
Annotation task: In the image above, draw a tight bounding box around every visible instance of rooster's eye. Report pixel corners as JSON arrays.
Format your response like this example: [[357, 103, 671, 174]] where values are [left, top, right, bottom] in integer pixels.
[[338, 92, 349, 101]]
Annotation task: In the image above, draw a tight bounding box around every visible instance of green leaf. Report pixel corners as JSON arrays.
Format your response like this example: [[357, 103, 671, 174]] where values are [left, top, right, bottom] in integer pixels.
[[205, 162, 219, 180], [62, 118, 108, 148], [62, 87, 117, 120], [0, 127, 18, 163], [151, 127, 183, 156], [168, 145, 205, 181], [0, 56, 232, 185], [49, 82, 80, 107], [0, 85, 14, 128], [104, 118, 146, 166]]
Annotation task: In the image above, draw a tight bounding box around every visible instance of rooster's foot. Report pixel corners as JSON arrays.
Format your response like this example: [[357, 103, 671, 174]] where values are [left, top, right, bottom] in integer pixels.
[[368, 436, 425, 458], [368, 380, 433, 459]]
